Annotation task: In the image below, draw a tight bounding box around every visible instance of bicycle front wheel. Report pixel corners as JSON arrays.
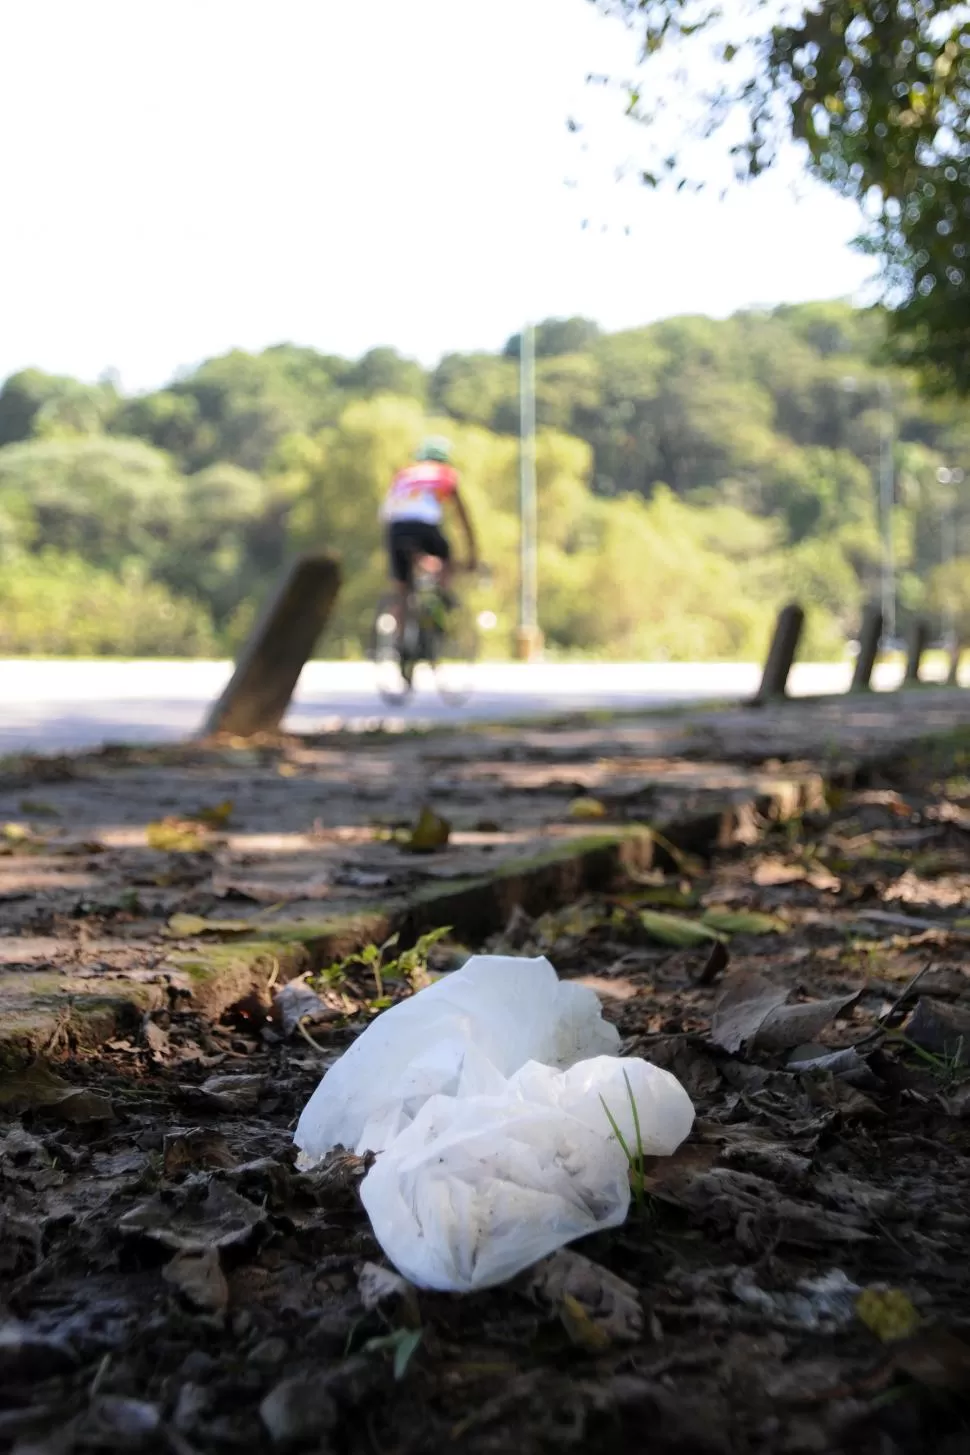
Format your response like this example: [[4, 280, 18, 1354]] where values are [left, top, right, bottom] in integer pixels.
[[373, 597, 413, 706], [432, 600, 480, 705]]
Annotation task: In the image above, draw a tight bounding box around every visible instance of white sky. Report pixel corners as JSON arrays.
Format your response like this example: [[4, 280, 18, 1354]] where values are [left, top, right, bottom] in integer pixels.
[[0, 0, 875, 394]]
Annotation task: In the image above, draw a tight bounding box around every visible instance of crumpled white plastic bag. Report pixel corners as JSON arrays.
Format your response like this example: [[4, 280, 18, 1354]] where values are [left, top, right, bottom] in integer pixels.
[[360, 1055, 695, 1291], [294, 955, 620, 1162], [508, 1055, 696, 1157], [293, 954, 695, 1292]]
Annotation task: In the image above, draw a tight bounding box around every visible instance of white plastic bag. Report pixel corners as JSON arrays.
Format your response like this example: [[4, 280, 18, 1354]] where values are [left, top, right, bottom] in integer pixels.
[[293, 953, 695, 1292], [360, 1094, 629, 1292], [508, 1055, 695, 1156], [359, 1056, 694, 1291], [294, 956, 620, 1163]]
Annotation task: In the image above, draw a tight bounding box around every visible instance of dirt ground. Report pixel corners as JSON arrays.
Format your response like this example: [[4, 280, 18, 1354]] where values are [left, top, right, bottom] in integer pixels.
[[2, 688, 969, 1015], [2, 699, 970, 1452]]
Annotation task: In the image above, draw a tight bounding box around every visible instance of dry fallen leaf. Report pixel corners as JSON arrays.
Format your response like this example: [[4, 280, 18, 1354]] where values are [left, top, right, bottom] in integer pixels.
[[560, 1294, 612, 1352], [163, 1246, 229, 1314], [0, 1062, 75, 1110], [752, 859, 807, 887], [0, 1063, 114, 1123], [357, 1262, 420, 1327], [163, 914, 254, 938], [41, 1087, 116, 1125], [889, 1328, 970, 1390], [529, 1248, 642, 1348], [18, 799, 59, 817], [710, 971, 788, 1053], [0, 822, 49, 857], [788, 1046, 881, 1087], [855, 1287, 921, 1343], [274, 979, 338, 1036], [754, 991, 859, 1054], [752, 859, 840, 892], [334, 867, 392, 889], [568, 796, 608, 820], [162, 1128, 237, 1177], [146, 819, 207, 853], [194, 799, 234, 828], [195, 1074, 267, 1111], [636, 884, 698, 910], [711, 970, 857, 1055], [120, 1183, 264, 1253], [401, 805, 451, 854], [358, 1262, 411, 1310], [214, 875, 330, 903], [701, 908, 787, 936], [640, 909, 723, 949]]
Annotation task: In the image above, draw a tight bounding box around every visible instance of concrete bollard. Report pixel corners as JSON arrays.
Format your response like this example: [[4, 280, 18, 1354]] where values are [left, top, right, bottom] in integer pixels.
[[851, 603, 883, 691], [201, 553, 341, 738], [904, 619, 929, 684], [752, 602, 805, 704]]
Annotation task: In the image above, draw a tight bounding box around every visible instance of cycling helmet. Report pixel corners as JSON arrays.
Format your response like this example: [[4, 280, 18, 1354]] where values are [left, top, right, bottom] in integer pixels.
[[416, 435, 452, 463]]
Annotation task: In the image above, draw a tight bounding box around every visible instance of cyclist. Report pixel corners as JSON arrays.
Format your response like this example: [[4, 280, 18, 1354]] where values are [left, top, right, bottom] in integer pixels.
[[381, 436, 477, 627]]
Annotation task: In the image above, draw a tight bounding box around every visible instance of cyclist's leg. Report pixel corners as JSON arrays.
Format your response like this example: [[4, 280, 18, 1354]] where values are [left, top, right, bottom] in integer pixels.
[[425, 525, 454, 603], [387, 523, 417, 633]]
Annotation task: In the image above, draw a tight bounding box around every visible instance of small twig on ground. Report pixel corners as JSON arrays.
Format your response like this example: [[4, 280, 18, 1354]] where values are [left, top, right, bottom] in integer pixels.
[[89, 1354, 112, 1398], [695, 939, 729, 987], [296, 1018, 329, 1056], [853, 959, 932, 1048]]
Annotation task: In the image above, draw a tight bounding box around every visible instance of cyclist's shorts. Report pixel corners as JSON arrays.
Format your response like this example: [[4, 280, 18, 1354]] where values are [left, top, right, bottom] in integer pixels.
[[387, 519, 451, 585]]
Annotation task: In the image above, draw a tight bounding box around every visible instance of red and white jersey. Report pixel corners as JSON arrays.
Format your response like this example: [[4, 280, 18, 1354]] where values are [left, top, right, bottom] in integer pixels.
[[381, 461, 458, 525]]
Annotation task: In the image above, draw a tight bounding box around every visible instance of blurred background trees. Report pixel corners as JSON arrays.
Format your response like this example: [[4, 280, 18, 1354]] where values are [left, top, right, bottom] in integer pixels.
[[0, 301, 966, 660]]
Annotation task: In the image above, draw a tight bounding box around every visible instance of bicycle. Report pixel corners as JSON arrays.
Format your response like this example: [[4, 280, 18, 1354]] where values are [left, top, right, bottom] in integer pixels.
[[373, 554, 483, 707]]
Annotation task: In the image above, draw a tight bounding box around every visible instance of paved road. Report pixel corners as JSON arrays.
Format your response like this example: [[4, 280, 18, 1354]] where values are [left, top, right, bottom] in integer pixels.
[[0, 657, 920, 755]]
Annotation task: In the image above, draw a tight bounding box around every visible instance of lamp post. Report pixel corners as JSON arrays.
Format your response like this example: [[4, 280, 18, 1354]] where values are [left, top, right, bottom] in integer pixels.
[[843, 375, 896, 644], [517, 322, 541, 661]]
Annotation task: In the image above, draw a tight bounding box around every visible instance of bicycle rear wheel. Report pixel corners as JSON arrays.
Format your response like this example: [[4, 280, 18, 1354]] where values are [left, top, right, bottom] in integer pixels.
[[432, 599, 480, 705], [373, 596, 413, 706]]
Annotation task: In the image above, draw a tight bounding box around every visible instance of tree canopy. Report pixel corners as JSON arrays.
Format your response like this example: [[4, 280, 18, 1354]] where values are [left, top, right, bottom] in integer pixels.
[[591, 1, 970, 393]]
